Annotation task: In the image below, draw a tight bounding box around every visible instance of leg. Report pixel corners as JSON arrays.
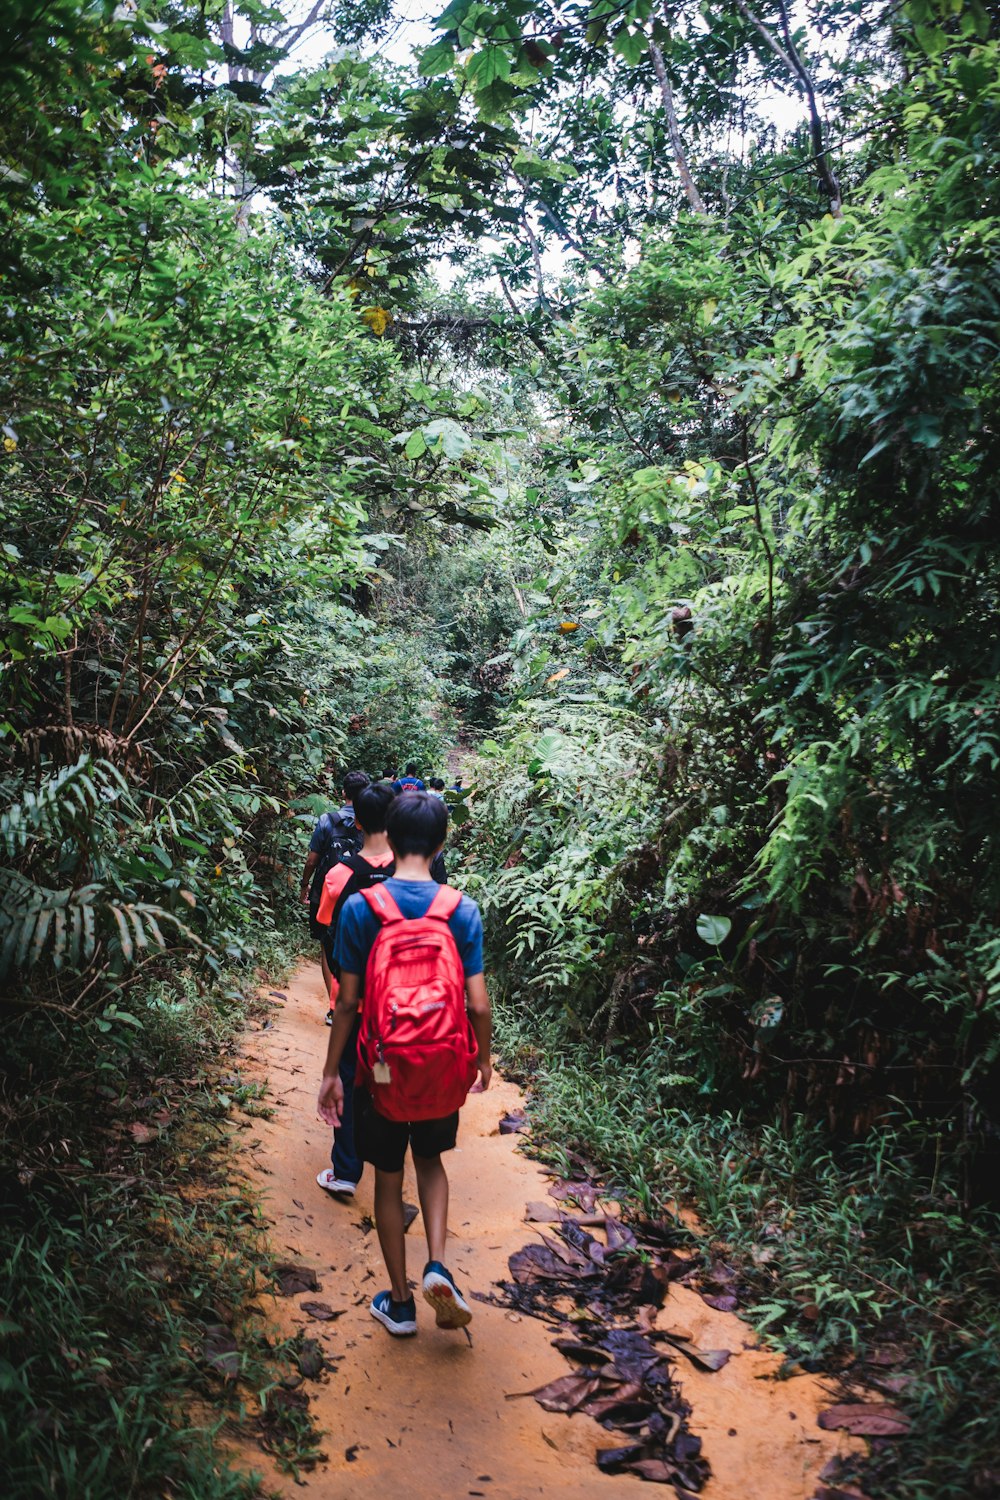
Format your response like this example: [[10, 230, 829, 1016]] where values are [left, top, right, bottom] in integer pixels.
[[373, 1168, 408, 1302], [319, 943, 333, 996], [331, 1022, 362, 1184], [412, 1152, 449, 1265]]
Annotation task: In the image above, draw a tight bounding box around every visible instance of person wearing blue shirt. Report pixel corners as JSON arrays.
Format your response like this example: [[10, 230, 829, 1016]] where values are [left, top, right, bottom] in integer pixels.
[[318, 792, 491, 1340], [391, 762, 426, 793]]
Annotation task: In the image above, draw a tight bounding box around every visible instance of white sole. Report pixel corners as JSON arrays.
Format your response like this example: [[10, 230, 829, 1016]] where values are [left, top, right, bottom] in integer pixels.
[[370, 1302, 417, 1336], [315, 1171, 356, 1195], [422, 1272, 472, 1329]]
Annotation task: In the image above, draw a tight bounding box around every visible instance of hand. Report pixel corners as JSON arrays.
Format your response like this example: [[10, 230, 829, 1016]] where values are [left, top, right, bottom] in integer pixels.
[[317, 1074, 344, 1126], [470, 1062, 492, 1094], [300, 885, 310, 906]]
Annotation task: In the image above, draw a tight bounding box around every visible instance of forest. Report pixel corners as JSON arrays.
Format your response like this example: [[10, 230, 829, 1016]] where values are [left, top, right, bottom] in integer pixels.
[[1, 0, 998, 1495]]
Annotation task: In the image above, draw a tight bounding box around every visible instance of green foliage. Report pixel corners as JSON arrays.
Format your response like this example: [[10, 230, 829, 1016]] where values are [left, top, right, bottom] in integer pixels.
[[0, 938, 308, 1499], [494, 1003, 1000, 1500], [5, 0, 1000, 1492]]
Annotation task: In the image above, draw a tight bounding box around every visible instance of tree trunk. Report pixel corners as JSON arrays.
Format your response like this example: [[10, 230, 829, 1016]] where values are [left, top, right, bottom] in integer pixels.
[[648, 37, 706, 215]]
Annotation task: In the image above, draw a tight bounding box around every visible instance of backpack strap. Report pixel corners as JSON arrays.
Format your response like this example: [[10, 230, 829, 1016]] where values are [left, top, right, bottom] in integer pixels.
[[426, 885, 463, 923], [360, 884, 405, 925]]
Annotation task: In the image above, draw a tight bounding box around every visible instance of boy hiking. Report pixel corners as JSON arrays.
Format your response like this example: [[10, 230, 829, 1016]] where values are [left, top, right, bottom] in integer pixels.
[[392, 762, 425, 793], [300, 769, 369, 999], [317, 791, 491, 1338], [313, 782, 396, 1194]]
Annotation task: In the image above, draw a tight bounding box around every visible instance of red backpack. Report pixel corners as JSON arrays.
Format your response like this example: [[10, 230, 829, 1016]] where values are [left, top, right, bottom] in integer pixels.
[[356, 884, 480, 1122]]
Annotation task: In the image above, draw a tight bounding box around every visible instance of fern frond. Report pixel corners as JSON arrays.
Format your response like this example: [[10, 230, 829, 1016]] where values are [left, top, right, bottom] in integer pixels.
[[0, 756, 131, 859], [0, 868, 203, 981]]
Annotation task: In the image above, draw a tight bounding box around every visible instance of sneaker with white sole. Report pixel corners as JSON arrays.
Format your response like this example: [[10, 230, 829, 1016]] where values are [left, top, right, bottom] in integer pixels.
[[316, 1168, 357, 1195], [422, 1260, 472, 1329], [370, 1290, 417, 1337]]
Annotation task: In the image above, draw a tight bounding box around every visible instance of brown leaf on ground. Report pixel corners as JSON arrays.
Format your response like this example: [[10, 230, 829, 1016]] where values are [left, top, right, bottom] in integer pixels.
[[581, 1382, 655, 1424], [128, 1122, 159, 1145], [865, 1344, 909, 1367], [299, 1301, 344, 1321], [525, 1201, 607, 1227], [402, 1202, 419, 1231], [549, 1179, 600, 1212], [272, 1262, 320, 1296], [633, 1216, 693, 1250], [536, 1231, 592, 1269], [700, 1291, 738, 1312], [202, 1325, 239, 1379], [662, 1337, 731, 1373], [635, 1304, 659, 1334], [596, 1442, 647, 1473], [524, 1200, 562, 1222], [818, 1404, 911, 1436], [499, 1109, 529, 1135], [295, 1338, 326, 1379], [552, 1338, 610, 1365], [508, 1244, 597, 1283], [601, 1329, 667, 1384], [604, 1217, 637, 1253], [513, 1372, 606, 1413], [558, 1218, 605, 1266], [602, 1257, 669, 1308], [630, 1458, 682, 1483]]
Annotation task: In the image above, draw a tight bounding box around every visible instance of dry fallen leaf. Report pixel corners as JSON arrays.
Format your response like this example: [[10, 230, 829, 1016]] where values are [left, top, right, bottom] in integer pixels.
[[299, 1301, 344, 1322], [818, 1403, 911, 1437]]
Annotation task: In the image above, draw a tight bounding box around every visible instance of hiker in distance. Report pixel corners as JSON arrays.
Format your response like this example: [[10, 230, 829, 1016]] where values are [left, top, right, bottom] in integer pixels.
[[317, 791, 492, 1338], [300, 769, 368, 999], [313, 780, 396, 1195], [392, 762, 425, 793]]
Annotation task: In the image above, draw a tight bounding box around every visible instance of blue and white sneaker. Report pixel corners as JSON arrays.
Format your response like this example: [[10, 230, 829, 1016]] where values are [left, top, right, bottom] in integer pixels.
[[422, 1261, 472, 1329], [370, 1290, 417, 1337]]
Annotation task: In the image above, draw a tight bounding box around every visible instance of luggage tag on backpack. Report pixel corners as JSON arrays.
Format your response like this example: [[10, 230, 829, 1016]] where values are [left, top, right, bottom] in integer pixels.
[[373, 1060, 392, 1085]]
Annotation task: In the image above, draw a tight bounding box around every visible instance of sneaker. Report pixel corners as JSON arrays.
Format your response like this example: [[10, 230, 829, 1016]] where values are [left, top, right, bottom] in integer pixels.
[[324, 1008, 335, 1026], [422, 1260, 472, 1329], [316, 1169, 357, 1196], [370, 1290, 417, 1337]]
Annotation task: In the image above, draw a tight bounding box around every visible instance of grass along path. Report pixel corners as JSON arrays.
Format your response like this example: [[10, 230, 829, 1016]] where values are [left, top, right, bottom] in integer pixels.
[[238, 960, 859, 1498]]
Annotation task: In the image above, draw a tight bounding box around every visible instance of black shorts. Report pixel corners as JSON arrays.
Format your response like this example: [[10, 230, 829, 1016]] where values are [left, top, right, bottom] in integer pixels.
[[354, 1086, 459, 1173], [307, 896, 325, 943]]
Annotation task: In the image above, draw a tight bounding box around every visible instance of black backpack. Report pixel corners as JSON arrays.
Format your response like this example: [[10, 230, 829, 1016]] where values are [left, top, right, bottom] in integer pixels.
[[308, 807, 361, 907]]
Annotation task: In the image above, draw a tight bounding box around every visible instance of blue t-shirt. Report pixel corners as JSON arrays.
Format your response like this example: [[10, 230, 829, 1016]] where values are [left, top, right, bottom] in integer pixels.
[[392, 776, 426, 793], [334, 878, 484, 982]]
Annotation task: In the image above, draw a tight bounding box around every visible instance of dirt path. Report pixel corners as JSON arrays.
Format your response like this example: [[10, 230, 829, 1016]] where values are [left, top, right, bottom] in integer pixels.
[[238, 961, 858, 1499]]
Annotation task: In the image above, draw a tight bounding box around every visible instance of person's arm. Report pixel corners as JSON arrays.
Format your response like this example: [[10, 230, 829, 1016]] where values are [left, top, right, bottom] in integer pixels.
[[300, 850, 319, 905], [465, 973, 492, 1092], [317, 971, 361, 1125]]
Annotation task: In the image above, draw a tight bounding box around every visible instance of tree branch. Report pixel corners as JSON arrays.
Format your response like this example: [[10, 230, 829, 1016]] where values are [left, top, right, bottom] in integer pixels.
[[733, 0, 842, 215], [648, 37, 706, 214]]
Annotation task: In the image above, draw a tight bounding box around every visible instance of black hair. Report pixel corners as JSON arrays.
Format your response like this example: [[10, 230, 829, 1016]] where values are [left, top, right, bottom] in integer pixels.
[[353, 782, 394, 834], [342, 769, 370, 800], [381, 768, 395, 781], [386, 789, 448, 857], [404, 762, 419, 776], [431, 777, 446, 791]]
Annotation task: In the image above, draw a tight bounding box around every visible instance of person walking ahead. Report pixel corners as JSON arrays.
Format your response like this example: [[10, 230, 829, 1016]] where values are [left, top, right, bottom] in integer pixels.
[[313, 781, 396, 1194], [300, 770, 368, 997], [317, 792, 492, 1338], [392, 763, 425, 793]]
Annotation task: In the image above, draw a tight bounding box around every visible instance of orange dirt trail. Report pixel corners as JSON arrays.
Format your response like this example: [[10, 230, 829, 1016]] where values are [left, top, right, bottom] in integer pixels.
[[238, 961, 859, 1500]]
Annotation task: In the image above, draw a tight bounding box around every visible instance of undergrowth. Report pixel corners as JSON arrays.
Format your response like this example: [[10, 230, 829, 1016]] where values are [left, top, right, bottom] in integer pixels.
[[0, 929, 321, 1500], [493, 997, 1000, 1500]]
